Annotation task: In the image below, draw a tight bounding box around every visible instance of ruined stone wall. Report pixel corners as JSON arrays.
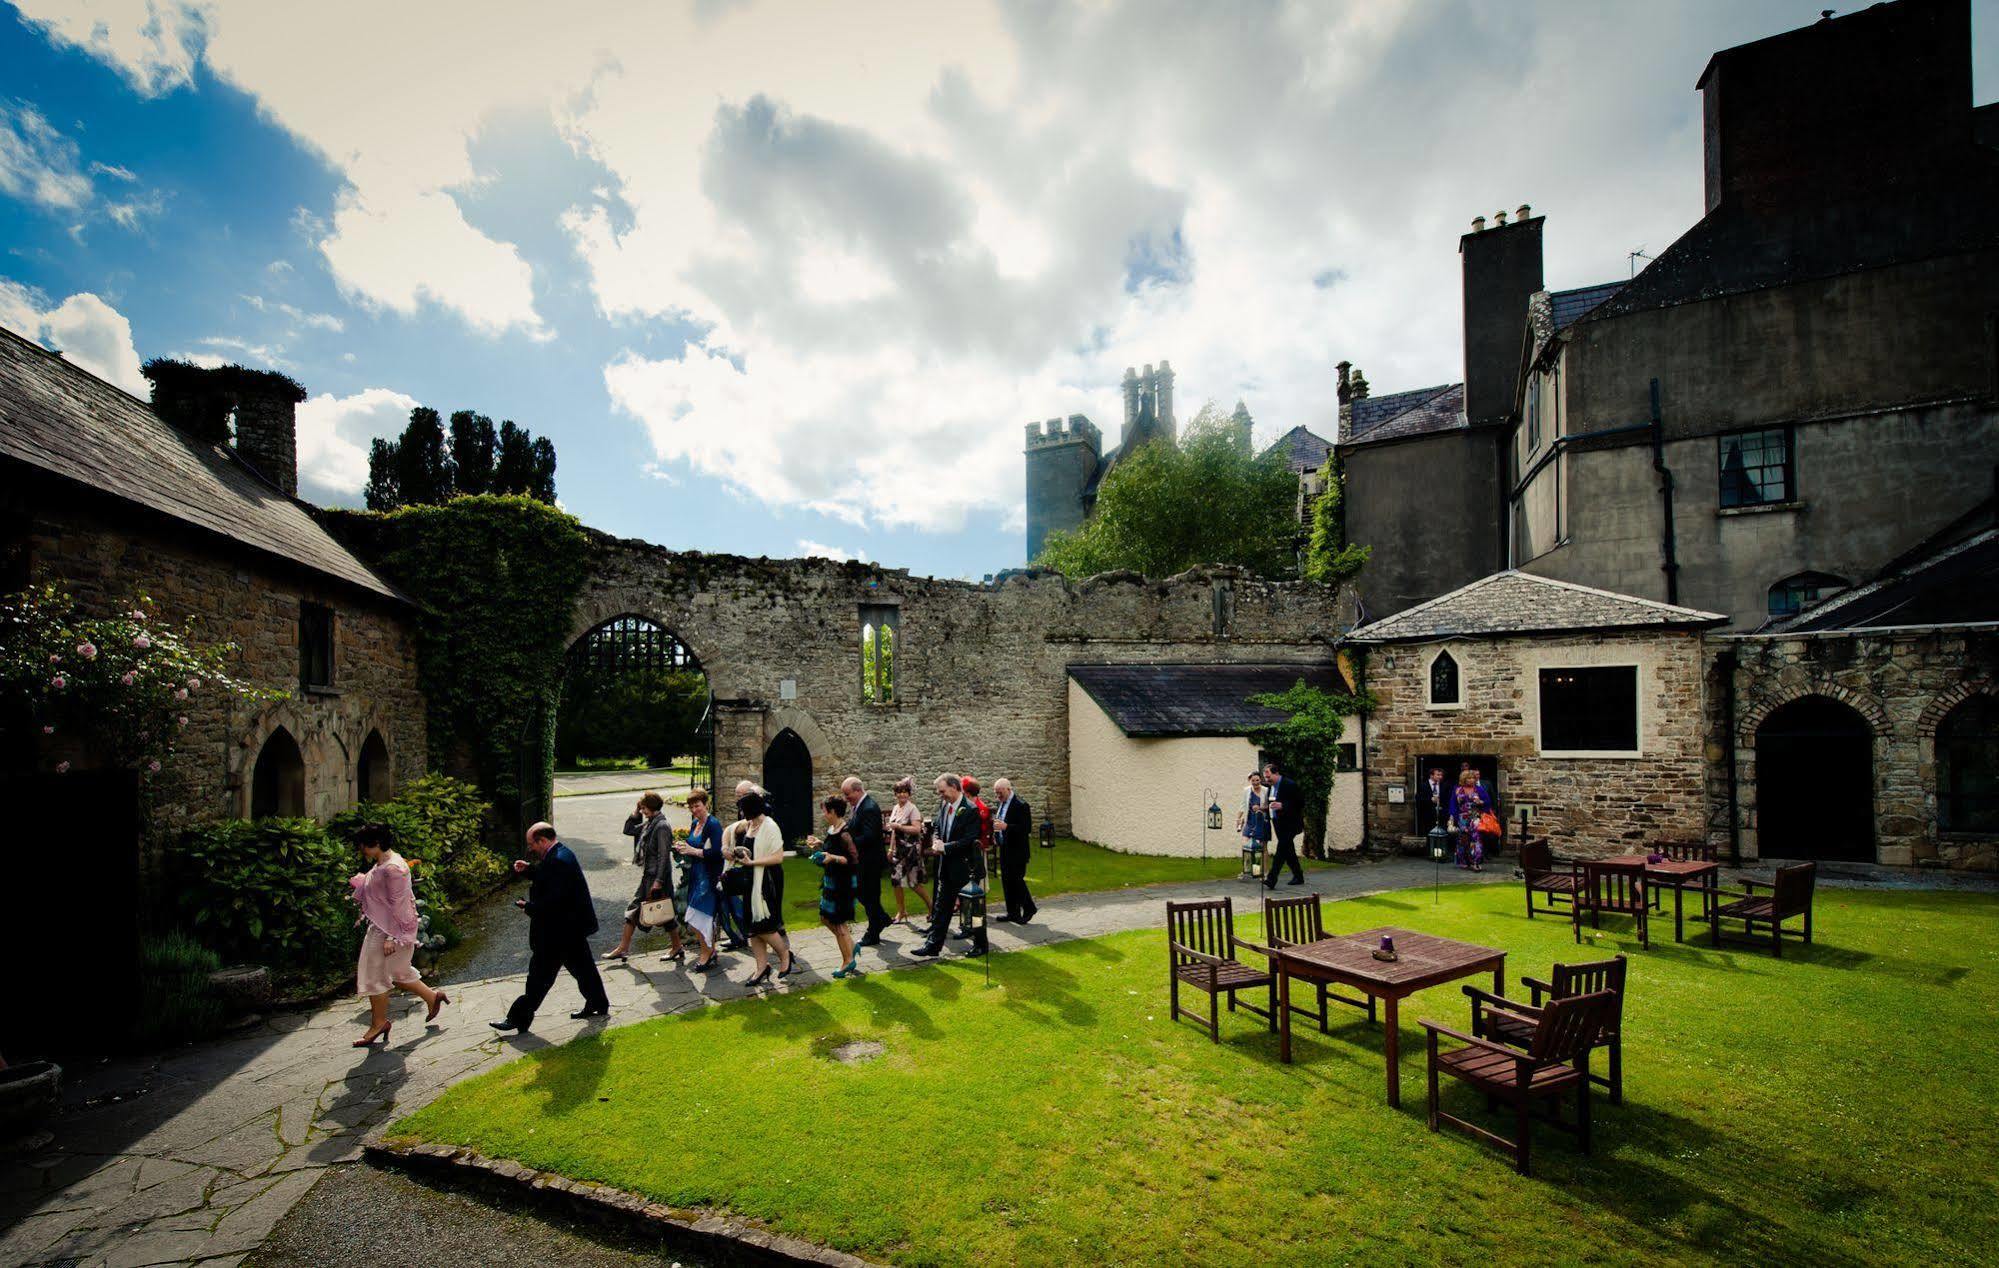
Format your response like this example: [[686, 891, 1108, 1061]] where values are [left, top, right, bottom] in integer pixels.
[[15, 496, 427, 834], [570, 536, 1342, 831], [1714, 628, 1999, 869], [1359, 630, 1710, 858]]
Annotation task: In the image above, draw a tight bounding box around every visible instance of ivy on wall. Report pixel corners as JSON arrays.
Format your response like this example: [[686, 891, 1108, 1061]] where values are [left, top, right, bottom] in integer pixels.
[[323, 495, 591, 835], [1248, 678, 1373, 857]]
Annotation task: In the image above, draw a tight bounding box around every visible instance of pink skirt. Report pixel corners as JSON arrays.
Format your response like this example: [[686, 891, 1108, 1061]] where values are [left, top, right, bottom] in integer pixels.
[[356, 924, 422, 996]]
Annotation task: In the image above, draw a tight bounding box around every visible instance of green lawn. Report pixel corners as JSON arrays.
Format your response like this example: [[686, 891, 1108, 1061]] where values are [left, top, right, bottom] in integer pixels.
[[775, 836, 1324, 922], [390, 884, 1999, 1266]]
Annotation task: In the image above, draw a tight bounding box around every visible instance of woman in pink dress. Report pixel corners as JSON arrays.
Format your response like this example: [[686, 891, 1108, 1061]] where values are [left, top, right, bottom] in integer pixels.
[[349, 824, 448, 1047]]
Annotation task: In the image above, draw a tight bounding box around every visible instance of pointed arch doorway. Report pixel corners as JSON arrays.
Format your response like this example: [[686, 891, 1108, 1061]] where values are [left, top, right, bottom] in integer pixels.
[[763, 728, 813, 846]]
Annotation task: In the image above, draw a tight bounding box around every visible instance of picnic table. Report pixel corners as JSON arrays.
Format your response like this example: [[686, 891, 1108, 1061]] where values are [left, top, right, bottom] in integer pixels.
[[1607, 853, 1720, 943], [1270, 927, 1505, 1107]]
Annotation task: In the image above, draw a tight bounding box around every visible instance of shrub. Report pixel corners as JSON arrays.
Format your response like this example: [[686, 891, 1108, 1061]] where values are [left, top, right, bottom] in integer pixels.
[[135, 930, 226, 1046], [329, 773, 504, 903], [166, 818, 354, 975]]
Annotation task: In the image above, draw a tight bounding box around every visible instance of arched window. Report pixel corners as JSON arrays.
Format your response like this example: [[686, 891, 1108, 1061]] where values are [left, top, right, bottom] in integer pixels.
[[1767, 572, 1847, 619], [1938, 696, 1999, 833], [356, 729, 392, 804], [251, 726, 306, 819], [1428, 649, 1460, 707]]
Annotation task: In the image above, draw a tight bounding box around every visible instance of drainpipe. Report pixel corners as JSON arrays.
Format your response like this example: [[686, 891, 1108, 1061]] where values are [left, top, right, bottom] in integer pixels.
[[1649, 377, 1680, 606], [1720, 645, 1742, 868], [1355, 646, 1372, 854]]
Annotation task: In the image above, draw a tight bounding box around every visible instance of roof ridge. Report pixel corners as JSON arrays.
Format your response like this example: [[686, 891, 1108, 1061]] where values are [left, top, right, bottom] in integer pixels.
[[1497, 570, 1728, 621]]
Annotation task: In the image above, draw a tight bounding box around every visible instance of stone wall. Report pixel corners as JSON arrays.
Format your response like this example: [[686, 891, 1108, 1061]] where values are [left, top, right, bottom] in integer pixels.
[[567, 535, 1342, 834], [1359, 630, 1709, 857], [14, 495, 427, 835], [1715, 628, 1999, 869]]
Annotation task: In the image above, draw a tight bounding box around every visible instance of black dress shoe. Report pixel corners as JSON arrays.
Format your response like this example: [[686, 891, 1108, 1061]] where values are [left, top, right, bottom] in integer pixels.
[[1287, 876, 1305, 886], [909, 945, 942, 958], [571, 1006, 610, 1020], [858, 934, 882, 947], [488, 1019, 523, 1033]]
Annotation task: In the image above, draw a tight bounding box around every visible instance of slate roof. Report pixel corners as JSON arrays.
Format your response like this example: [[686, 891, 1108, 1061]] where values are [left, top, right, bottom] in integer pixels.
[[1779, 528, 1999, 632], [1346, 571, 1727, 643], [1068, 662, 1341, 737], [1262, 424, 1334, 473], [1342, 382, 1466, 447], [0, 325, 403, 601], [1550, 281, 1626, 331]]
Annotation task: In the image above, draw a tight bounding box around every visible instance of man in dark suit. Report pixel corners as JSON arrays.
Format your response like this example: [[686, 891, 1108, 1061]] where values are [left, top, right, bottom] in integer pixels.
[[1418, 766, 1451, 836], [1262, 761, 1307, 888], [991, 777, 1037, 924], [491, 821, 610, 1032], [835, 776, 891, 945], [911, 773, 985, 958]]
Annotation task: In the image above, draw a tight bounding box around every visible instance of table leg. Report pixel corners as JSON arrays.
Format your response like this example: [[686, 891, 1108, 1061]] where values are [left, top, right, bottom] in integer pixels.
[[1384, 995, 1401, 1108], [1493, 962, 1505, 998], [1278, 964, 1293, 1064], [1674, 882, 1686, 943]]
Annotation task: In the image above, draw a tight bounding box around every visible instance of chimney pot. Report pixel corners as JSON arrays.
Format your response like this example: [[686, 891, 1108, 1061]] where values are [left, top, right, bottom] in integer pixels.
[[1516, 204, 1531, 221], [1494, 210, 1508, 226], [1470, 215, 1486, 232]]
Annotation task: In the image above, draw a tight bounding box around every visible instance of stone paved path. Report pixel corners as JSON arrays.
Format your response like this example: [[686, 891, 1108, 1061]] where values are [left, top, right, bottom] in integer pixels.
[[0, 827, 1507, 1268]]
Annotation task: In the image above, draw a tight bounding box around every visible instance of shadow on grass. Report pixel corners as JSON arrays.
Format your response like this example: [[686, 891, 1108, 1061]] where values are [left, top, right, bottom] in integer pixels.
[[527, 1030, 611, 1114]]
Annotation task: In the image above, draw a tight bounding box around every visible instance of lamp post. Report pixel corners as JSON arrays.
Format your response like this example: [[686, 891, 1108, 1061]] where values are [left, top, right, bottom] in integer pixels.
[[1040, 819, 1054, 888], [1428, 825, 1450, 904], [1202, 788, 1222, 865]]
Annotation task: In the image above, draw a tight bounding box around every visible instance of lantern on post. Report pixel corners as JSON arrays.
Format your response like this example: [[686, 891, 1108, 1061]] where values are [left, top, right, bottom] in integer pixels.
[[958, 875, 991, 986], [1428, 825, 1450, 903], [1202, 788, 1222, 864], [1039, 819, 1054, 887]]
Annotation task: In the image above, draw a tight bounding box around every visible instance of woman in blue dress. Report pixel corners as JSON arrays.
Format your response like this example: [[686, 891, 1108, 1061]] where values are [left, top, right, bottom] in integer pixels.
[[673, 787, 727, 971]]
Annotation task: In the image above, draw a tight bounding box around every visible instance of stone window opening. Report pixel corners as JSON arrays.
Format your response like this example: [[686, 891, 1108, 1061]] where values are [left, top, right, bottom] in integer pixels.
[[1937, 695, 1999, 834], [300, 601, 335, 690], [1538, 665, 1640, 755], [1718, 426, 1795, 508], [251, 726, 306, 819], [356, 728, 392, 804], [1426, 649, 1461, 709], [1767, 572, 1847, 619], [861, 604, 899, 704]]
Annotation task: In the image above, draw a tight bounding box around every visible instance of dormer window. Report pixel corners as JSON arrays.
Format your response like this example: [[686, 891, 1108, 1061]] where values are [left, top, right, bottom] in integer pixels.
[[1768, 572, 1846, 619]]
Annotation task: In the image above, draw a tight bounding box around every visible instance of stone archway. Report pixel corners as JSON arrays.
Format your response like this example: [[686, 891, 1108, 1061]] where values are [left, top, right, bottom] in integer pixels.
[[1754, 695, 1875, 863], [762, 727, 814, 846]]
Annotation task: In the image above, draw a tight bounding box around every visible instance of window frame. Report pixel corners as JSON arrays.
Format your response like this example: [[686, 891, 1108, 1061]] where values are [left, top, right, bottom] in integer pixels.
[[1425, 647, 1463, 711], [1766, 571, 1847, 619], [1536, 663, 1642, 758], [859, 603, 900, 704], [299, 601, 336, 691], [1717, 425, 1796, 509], [1937, 695, 1999, 835]]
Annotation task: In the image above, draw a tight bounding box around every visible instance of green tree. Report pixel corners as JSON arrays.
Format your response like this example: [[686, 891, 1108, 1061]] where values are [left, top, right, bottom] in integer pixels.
[[1247, 679, 1371, 857], [449, 411, 498, 495], [1303, 449, 1371, 586], [364, 407, 559, 510], [1036, 401, 1300, 578]]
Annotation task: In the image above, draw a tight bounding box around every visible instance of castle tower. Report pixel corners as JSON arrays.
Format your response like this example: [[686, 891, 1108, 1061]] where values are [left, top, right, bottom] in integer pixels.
[[1023, 414, 1103, 562]]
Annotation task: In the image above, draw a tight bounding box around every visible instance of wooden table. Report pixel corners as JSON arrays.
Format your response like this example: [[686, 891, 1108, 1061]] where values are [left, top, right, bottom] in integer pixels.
[[1271, 927, 1505, 1108], [1607, 854, 1720, 943]]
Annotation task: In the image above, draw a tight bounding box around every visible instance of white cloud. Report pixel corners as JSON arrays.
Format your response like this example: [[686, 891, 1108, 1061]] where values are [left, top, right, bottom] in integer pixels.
[[797, 539, 868, 563], [7, 289, 149, 394], [0, 101, 93, 212], [295, 387, 419, 501], [14, 0, 206, 94]]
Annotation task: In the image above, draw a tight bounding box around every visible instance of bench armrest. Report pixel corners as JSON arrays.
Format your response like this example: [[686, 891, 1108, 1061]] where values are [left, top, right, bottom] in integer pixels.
[[1420, 1019, 1530, 1062], [1233, 936, 1275, 959], [1168, 941, 1227, 967], [1464, 983, 1541, 1016]]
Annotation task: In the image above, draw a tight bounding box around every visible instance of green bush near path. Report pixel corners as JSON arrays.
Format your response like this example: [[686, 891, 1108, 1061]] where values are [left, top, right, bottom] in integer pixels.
[[390, 884, 1999, 1265]]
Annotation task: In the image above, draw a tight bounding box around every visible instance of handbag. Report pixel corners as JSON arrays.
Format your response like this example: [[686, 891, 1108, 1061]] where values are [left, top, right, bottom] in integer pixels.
[[1476, 811, 1502, 837], [638, 897, 675, 928]]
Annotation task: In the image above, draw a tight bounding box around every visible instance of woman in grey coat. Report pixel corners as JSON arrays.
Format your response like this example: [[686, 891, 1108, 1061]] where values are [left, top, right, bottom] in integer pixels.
[[603, 791, 684, 962]]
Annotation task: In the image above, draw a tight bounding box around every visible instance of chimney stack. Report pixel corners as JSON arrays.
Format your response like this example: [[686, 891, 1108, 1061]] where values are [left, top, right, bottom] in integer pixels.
[[1459, 207, 1544, 428], [142, 361, 308, 496]]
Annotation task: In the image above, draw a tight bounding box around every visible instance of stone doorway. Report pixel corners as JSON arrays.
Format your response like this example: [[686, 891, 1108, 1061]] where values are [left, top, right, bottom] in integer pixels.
[[763, 727, 813, 846], [1755, 696, 1874, 862]]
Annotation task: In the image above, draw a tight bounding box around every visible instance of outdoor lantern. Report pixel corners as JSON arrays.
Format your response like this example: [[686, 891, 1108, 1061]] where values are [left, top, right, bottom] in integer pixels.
[[1039, 821, 1053, 849], [1206, 800, 1224, 831], [1428, 825, 1450, 861]]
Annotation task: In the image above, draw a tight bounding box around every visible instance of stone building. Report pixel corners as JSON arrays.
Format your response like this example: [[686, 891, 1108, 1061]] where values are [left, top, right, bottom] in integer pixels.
[[1347, 571, 1724, 858], [0, 329, 427, 833], [560, 537, 1343, 845], [1065, 662, 1363, 858]]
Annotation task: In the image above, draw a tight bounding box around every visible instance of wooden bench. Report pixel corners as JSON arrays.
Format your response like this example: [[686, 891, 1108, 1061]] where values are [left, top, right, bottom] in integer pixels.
[[1710, 861, 1816, 957], [1423, 989, 1619, 1175], [1520, 838, 1576, 919], [1574, 858, 1649, 949], [1166, 897, 1274, 1041], [1259, 894, 1376, 1033], [1466, 954, 1628, 1103]]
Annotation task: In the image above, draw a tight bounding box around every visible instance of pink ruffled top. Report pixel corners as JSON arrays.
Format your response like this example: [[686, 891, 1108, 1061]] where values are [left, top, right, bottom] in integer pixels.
[[352, 852, 420, 946]]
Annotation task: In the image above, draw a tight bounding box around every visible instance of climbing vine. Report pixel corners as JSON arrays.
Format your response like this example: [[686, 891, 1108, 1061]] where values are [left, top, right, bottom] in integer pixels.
[[1247, 679, 1373, 856], [324, 495, 591, 829]]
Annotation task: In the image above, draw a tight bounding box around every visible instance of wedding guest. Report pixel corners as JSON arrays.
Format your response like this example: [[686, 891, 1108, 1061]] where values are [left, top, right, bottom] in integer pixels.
[[1451, 769, 1490, 872], [956, 775, 994, 941], [836, 776, 891, 945], [1237, 771, 1270, 878], [1262, 761, 1307, 888], [348, 824, 446, 1047], [991, 777, 1036, 925], [603, 791, 682, 964], [727, 788, 793, 985], [808, 794, 861, 977], [491, 822, 610, 1033], [885, 777, 930, 925], [674, 788, 726, 971], [912, 774, 984, 958]]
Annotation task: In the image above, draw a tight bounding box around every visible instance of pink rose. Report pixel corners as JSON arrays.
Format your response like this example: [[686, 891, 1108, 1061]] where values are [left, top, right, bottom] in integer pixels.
[[120, 672, 136, 686], [48, 653, 60, 664], [76, 641, 98, 660], [147, 759, 162, 773], [187, 677, 200, 690], [177, 715, 189, 727], [49, 674, 66, 689], [130, 610, 145, 620], [41, 725, 53, 735], [132, 634, 151, 650], [175, 687, 189, 700], [55, 760, 70, 774]]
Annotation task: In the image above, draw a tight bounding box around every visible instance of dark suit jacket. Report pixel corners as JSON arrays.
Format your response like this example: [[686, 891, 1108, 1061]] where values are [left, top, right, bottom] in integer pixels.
[[524, 842, 598, 950], [845, 793, 887, 865], [1272, 775, 1305, 833], [933, 797, 982, 890], [995, 795, 1032, 859]]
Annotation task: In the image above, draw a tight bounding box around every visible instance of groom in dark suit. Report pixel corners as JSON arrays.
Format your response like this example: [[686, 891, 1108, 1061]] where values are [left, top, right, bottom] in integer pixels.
[[991, 777, 1037, 924], [492, 821, 610, 1032], [1262, 761, 1307, 888], [911, 774, 985, 958], [836, 776, 892, 946]]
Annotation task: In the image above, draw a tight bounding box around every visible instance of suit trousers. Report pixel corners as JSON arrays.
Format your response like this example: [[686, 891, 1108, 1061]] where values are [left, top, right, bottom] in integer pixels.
[[924, 873, 986, 954], [999, 844, 1036, 921], [506, 936, 609, 1029], [1267, 829, 1304, 885], [856, 852, 890, 936]]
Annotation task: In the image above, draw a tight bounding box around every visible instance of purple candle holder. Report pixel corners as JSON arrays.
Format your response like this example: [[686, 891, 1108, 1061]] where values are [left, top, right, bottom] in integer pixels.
[[1646, 851, 1665, 865], [1380, 935, 1395, 954]]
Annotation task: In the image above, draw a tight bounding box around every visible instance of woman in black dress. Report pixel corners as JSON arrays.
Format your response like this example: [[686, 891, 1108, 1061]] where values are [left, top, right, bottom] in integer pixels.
[[729, 789, 792, 985], [808, 794, 860, 978]]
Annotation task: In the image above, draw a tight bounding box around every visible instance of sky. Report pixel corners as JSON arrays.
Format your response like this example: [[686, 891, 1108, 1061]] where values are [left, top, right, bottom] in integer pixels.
[[2, 1, 1993, 581]]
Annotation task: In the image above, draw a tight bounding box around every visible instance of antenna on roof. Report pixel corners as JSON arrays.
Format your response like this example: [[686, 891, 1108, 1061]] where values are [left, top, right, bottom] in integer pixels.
[[1627, 247, 1654, 278]]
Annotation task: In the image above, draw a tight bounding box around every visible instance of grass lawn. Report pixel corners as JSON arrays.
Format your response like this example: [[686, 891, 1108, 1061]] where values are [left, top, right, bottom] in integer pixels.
[[389, 884, 1999, 1266], [774, 836, 1326, 923]]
